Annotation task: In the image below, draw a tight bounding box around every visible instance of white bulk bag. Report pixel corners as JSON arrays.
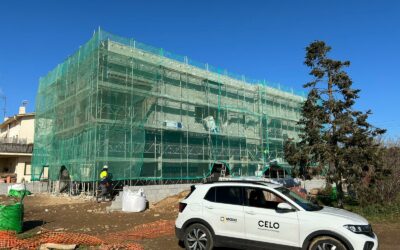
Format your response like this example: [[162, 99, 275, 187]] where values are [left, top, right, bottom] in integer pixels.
[[7, 184, 26, 193], [122, 188, 147, 212]]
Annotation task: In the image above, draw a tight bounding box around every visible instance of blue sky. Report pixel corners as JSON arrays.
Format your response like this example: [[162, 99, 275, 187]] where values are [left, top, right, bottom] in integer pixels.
[[0, 0, 399, 138]]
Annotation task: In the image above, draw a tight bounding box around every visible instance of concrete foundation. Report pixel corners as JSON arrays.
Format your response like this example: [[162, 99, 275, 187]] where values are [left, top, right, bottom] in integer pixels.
[[0, 181, 48, 195]]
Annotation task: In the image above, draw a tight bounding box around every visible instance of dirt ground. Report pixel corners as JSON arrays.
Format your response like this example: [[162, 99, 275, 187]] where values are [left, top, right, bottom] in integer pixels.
[[370, 223, 400, 250], [7, 193, 398, 250], [23, 194, 177, 235], [20, 193, 182, 249]]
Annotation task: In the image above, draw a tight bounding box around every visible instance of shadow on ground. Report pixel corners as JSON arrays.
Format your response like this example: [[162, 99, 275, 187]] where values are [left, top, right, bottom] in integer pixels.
[[23, 220, 46, 232]]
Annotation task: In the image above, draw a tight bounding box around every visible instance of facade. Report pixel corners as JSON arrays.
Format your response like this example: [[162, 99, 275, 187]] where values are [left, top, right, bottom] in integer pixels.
[[32, 29, 304, 182], [0, 106, 35, 182]]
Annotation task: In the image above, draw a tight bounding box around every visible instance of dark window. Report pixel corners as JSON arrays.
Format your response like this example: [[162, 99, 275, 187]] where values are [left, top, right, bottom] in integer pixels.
[[195, 107, 205, 123], [215, 186, 243, 205], [195, 106, 223, 123], [204, 187, 216, 202], [245, 187, 284, 209]]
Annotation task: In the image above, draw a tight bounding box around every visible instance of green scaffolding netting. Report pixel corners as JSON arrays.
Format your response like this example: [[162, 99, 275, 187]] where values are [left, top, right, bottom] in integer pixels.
[[32, 28, 305, 182]]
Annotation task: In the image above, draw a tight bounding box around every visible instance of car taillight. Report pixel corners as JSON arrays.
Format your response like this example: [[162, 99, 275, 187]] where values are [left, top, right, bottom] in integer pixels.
[[179, 202, 187, 213]]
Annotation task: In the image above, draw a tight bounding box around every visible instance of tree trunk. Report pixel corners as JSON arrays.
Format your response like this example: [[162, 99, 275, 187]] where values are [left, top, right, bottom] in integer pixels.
[[336, 180, 344, 208]]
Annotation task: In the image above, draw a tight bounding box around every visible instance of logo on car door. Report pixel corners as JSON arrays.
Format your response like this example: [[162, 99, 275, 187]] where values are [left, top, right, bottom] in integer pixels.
[[220, 216, 238, 223], [258, 220, 280, 231]]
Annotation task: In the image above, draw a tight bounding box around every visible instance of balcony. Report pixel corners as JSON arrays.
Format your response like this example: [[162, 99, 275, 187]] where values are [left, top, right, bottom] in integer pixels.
[[0, 137, 33, 154]]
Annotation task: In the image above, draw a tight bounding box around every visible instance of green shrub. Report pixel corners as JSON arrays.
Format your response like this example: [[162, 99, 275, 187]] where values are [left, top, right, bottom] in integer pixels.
[[316, 184, 338, 206], [345, 195, 400, 222]]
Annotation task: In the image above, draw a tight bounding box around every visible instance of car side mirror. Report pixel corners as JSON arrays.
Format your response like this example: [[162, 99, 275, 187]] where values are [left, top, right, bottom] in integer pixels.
[[277, 202, 295, 212]]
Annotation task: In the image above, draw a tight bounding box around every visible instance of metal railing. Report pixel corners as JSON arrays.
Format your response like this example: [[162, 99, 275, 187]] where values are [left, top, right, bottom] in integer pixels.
[[0, 137, 33, 153], [0, 137, 28, 144]]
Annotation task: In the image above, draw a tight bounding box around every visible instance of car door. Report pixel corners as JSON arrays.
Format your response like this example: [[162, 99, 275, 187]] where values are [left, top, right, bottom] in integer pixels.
[[202, 185, 245, 239], [243, 187, 300, 248]]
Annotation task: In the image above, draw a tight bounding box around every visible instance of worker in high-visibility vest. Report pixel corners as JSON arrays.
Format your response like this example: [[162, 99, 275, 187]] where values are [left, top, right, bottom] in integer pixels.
[[100, 165, 109, 180], [99, 165, 111, 202]]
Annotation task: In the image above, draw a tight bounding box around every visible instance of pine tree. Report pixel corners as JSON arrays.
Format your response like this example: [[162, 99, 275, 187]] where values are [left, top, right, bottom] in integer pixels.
[[286, 41, 385, 207]]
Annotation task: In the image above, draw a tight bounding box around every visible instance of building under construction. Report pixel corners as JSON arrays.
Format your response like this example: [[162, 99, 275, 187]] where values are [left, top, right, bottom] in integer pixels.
[[32, 29, 305, 183]]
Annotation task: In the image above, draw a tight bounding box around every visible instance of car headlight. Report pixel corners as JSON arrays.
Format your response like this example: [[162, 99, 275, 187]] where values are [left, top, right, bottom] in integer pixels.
[[344, 224, 374, 237]]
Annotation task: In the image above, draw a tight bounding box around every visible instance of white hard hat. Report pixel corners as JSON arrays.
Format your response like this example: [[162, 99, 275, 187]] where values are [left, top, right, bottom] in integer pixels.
[[103, 165, 108, 169]]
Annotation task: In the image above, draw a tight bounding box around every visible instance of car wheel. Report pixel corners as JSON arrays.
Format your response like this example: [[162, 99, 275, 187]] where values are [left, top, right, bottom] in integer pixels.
[[309, 236, 347, 250], [184, 223, 214, 250]]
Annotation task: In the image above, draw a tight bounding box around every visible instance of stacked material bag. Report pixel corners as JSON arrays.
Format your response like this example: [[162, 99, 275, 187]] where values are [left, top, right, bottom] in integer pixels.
[[122, 188, 147, 212], [7, 184, 31, 198], [0, 203, 23, 232], [0, 184, 29, 232]]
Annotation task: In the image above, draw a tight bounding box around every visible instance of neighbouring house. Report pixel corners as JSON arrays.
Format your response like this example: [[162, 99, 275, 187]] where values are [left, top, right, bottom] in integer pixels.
[[0, 106, 35, 183]]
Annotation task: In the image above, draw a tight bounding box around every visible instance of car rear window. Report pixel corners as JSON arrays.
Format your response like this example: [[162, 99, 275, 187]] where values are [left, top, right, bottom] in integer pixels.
[[204, 187, 216, 202], [204, 186, 243, 205]]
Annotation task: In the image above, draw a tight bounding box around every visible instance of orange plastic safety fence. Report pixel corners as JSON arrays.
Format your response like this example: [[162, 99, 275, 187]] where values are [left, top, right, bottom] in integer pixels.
[[0, 231, 103, 249], [0, 220, 174, 249]]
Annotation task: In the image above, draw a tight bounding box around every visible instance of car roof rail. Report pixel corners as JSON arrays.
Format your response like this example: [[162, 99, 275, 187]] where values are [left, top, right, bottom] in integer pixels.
[[202, 177, 282, 187]]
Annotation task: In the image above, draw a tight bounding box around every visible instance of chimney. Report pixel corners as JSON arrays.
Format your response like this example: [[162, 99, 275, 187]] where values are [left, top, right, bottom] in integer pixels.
[[18, 106, 26, 115], [19, 100, 28, 115]]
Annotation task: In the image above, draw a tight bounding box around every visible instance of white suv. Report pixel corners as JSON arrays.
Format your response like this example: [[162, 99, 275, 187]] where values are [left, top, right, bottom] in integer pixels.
[[175, 181, 378, 250]]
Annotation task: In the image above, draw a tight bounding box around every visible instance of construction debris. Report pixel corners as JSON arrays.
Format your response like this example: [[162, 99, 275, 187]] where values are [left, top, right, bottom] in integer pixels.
[[39, 243, 77, 250], [152, 191, 189, 213]]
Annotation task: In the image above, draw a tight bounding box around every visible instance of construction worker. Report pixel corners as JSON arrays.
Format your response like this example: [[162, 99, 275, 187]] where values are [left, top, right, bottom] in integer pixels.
[[100, 165, 109, 180], [99, 165, 111, 201]]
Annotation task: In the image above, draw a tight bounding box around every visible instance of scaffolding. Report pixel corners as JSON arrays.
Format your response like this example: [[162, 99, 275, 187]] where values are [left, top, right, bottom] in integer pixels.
[[32, 28, 305, 183]]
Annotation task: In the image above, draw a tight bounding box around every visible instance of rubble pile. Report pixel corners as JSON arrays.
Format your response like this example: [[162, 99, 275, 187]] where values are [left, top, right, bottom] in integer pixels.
[[151, 191, 189, 213]]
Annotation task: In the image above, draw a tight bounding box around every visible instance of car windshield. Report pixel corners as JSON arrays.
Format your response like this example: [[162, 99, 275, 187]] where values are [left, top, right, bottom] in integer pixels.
[[275, 187, 322, 211]]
